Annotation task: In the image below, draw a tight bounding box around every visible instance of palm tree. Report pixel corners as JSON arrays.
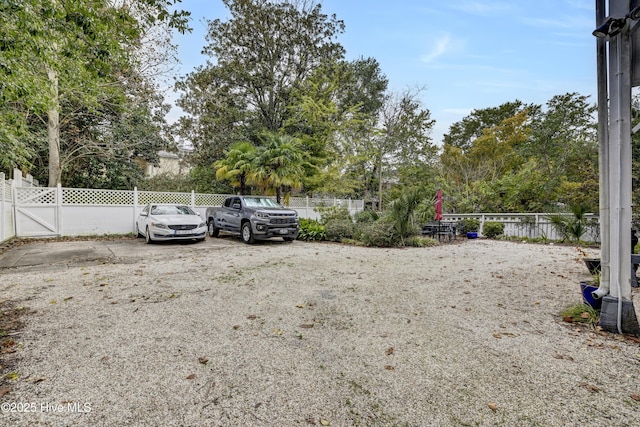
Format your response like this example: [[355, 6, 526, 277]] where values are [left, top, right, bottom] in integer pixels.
[[251, 133, 307, 204], [388, 188, 426, 245], [214, 141, 256, 195]]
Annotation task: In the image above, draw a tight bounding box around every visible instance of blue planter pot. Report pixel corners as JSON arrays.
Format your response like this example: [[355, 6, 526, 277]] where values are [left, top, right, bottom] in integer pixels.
[[580, 282, 602, 310], [466, 232, 478, 239]]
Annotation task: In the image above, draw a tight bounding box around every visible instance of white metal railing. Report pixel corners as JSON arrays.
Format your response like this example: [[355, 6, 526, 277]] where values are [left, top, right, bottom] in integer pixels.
[[443, 212, 601, 243]]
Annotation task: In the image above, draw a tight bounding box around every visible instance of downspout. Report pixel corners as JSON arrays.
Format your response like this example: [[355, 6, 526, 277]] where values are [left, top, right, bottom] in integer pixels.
[[593, 0, 611, 299]]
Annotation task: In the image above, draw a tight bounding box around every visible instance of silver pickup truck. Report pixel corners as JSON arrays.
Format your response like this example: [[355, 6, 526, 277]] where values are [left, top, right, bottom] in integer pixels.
[[205, 196, 299, 243]]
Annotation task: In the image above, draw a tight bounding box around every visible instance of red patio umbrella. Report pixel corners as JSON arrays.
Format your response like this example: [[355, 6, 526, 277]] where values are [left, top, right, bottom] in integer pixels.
[[434, 189, 443, 221]]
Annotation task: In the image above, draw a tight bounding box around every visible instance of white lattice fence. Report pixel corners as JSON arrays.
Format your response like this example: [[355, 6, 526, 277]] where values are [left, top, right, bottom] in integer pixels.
[[138, 191, 192, 205], [194, 193, 227, 207], [63, 188, 134, 205], [16, 187, 56, 205]]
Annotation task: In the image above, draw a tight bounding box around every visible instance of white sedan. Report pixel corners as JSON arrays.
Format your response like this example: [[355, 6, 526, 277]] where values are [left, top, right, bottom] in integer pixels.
[[136, 204, 207, 244]]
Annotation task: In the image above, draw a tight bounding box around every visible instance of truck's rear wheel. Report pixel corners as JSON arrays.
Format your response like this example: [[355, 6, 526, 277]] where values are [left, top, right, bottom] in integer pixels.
[[208, 221, 219, 237], [241, 222, 254, 244]]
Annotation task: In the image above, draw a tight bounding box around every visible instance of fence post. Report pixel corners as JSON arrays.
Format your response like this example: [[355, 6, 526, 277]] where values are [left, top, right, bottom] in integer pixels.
[[13, 168, 22, 187], [0, 172, 4, 242], [133, 187, 138, 233], [11, 175, 18, 238], [191, 190, 195, 207], [56, 184, 63, 237]]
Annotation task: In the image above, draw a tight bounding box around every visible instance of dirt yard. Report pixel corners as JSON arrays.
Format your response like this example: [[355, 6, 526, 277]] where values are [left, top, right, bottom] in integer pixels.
[[0, 236, 639, 426]]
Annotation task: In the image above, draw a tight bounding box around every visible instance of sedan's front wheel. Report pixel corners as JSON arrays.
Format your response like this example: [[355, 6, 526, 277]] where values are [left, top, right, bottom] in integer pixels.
[[241, 222, 254, 244], [145, 227, 154, 244]]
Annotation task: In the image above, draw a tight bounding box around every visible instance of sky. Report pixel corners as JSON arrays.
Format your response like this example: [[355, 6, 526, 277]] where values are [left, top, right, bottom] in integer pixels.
[[168, 0, 596, 145]]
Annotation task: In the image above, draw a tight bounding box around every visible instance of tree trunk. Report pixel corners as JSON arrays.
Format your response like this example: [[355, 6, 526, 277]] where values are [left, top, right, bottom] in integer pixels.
[[47, 67, 61, 187], [377, 150, 383, 211]]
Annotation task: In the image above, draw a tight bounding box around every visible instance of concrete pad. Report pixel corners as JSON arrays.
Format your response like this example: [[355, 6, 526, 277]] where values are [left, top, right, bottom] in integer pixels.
[[0, 241, 116, 269]]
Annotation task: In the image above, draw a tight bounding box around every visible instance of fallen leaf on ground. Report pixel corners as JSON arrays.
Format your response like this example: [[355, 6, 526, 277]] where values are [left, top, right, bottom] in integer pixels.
[[198, 357, 209, 365], [488, 402, 498, 411], [186, 374, 196, 380], [299, 324, 314, 329], [631, 394, 640, 401], [0, 386, 10, 397], [492, 332, 502, 339], [320, 419, 330, 426], [384, 365, 395, 371], [580, 382, 600, 393], [386, 347, 394, 355]]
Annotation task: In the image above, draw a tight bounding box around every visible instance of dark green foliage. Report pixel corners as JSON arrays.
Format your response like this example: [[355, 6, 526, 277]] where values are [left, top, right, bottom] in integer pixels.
[[547, 204, 589, 243], [297, 218, 326, 241], [354, 209, 380, 224], [324, 219, 354, 242], [460, 218, 480, 233], [354, 217, 400, 247], [317, 205, 352, 224], [65, 157, 144, 190], [482, 221, 505, 239], [387, 188, 425, 242]]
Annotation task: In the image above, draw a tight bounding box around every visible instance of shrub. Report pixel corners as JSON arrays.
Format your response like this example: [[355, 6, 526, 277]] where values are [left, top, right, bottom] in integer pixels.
[[325, 219, 354, 242], [354, 209, 379, 224], [483, 221, 505, 239], [316, 206, 351, 224], [355, 219, 401, 247], [547, 204, 589, 243], [297, 219, 326, 241], [460, 218, 480, 233]]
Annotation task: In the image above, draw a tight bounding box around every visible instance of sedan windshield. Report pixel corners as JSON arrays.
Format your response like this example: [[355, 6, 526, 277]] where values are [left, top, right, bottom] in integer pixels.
[[151, 205, 196, 215], [243, 197, 281, 208]]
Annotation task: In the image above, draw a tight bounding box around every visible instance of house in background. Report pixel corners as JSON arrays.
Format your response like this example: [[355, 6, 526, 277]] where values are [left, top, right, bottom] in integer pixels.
[[143, 148, 192, 177]]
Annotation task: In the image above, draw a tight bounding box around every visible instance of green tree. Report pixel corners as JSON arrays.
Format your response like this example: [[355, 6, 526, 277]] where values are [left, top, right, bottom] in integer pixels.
[[176, 0, 345, 168], [440, 109, 530, 212], [214, 141, 257, 195], [285, 57, 388, 196], [523, 92, 598, 210], [443, 100, 535, 151], [387, 187, 425, 244], [251, 133, 308, 203], [0, 0, 190, 185]]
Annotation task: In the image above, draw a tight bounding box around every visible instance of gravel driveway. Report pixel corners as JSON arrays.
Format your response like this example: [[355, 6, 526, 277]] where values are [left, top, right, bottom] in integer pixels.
[[0, 237, 639, 426]]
